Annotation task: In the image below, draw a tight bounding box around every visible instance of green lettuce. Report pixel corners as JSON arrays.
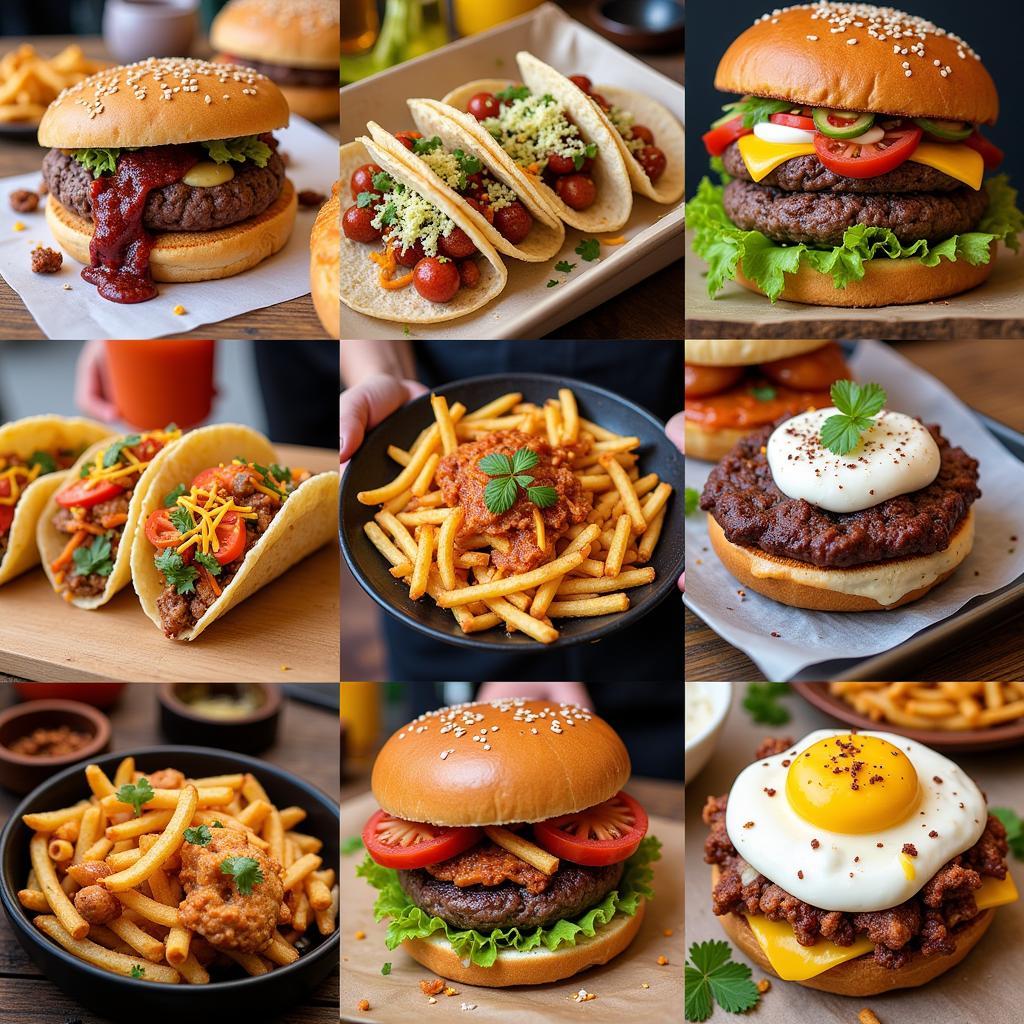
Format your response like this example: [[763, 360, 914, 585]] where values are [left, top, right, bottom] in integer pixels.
[[687, 170, 1023, 302], [357, 835, 661, 969]]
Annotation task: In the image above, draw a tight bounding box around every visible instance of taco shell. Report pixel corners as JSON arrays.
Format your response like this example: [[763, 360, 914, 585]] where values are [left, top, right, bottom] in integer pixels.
[[130, 424, 338, 641], [341, 137, 507, 324], [36, 428, 184, 609], [441, 51, 633, 233], [0, 416, 113, 586], [368, 101, 565, 262]]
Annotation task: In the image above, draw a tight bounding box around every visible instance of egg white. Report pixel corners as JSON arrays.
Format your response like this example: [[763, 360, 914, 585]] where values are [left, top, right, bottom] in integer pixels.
[[724, 730, 988, 913]]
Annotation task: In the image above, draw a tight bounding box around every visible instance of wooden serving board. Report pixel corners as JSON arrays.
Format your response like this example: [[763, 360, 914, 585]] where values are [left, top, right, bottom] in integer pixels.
[[0, 444, 339, 683]]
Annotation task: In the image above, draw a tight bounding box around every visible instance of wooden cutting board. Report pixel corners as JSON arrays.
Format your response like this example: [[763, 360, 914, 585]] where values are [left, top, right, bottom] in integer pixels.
[[0, 444, 338, 682]]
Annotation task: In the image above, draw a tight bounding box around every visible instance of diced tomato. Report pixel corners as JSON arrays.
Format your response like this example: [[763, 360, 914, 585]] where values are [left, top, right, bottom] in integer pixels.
[[0, 505, 13, 533], [533, 791, 648, 866], [964, 131, 1004, 171], [361, 808, 481, 869], [813, 123, 922, 178], [55, 479, 125, 509], [702, 115, 750, 157]]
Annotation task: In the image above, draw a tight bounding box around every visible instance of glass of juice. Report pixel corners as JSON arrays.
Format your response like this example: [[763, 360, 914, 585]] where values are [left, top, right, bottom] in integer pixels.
[[452, 0, 544, 36]]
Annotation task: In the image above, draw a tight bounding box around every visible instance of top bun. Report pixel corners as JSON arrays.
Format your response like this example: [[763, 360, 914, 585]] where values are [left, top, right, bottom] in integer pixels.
[[685, 339, 829, 366], [371, 700, 631, 827], [38, 58, 289, 149], [211, 0, 339, 69], [715, 3, 998, 124]]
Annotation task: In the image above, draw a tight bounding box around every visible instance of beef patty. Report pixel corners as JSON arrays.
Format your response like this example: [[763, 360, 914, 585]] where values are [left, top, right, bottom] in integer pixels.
[[723, 178, 989, 247], [42, 146, 285, 232], [219, 54, 338, 88], [398, 859, 624, 932], [721, 141, 964, 193], [699, 421, 980, 567]]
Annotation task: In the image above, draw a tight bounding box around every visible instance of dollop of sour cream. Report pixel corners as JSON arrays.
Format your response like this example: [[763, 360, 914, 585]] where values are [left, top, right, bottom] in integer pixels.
[[767, 407, 941, 513]]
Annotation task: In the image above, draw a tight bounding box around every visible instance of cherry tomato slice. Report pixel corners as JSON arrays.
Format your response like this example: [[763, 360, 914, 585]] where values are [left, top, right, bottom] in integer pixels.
[[964, 131, 1004, 171], [361, 808, 481, 869], [770, 112, 815, 131], [0, 504, 13, 534], [55, 479, 125, 509], [702, 115, 750, 157], [145, 508, 184, 549], [191, 466, 237, 494], [211, 511, 246, 566], [533, 791, 648, 866], [813, 123, 922, 179], [393, 130, 422, 151]]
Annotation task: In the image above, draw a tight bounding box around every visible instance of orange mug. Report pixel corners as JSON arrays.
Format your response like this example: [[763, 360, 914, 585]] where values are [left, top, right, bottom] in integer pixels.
[[104, 339, 215, 428]]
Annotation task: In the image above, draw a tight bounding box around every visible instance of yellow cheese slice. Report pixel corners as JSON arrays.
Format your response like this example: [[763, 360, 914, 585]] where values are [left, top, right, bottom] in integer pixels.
[[975, 870, 1018, 910], [736, 134, 984, 190]]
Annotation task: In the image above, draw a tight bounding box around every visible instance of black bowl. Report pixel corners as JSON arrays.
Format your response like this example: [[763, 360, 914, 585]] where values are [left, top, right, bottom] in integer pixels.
[[340, 372, 684, 650], [0, 746, 339, 1022]]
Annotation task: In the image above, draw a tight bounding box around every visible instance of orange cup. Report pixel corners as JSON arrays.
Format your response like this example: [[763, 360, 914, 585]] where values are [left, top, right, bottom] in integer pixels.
[[104, 339, 215, 428]]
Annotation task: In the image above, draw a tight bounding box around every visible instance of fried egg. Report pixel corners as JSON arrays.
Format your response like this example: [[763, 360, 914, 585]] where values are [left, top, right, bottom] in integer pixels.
[[725, 730, 988, 913]]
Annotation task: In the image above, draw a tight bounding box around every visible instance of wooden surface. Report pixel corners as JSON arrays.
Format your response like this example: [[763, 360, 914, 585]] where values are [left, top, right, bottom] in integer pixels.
[[685, 340, 1024, 682], [0, 682, 340, 1024], [0, 36, 338, 341], [0, 445, 340, 683]]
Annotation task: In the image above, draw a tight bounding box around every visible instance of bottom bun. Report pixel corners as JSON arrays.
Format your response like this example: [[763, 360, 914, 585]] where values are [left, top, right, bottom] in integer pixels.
[[684, 419, 762, 462], [278, 82, 339, 122], [705, 507, 974, 611], [45, 179, 296, 284], [310, 181, 340, 338], [736, 245, 995, 307], [711, 865, 994, 995], [400, 899, 645, 987]]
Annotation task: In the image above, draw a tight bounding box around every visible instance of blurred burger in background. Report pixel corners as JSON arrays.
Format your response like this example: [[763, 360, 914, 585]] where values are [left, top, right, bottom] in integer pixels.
[[212, 0, 339, 121], [684, 340, 851, 461]]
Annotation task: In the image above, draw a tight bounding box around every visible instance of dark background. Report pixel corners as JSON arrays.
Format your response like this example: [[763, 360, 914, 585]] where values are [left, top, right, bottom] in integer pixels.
[[0, 0, 227, 35], [685, 0, 1024, 198]]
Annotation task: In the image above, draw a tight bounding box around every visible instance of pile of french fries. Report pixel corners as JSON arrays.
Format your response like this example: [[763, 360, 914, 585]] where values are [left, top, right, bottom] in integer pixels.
[[0, 44, 109, 125]]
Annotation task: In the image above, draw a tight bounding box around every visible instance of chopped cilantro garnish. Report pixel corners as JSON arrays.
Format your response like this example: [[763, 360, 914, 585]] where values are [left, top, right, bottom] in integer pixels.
[[220, 855, 264, 895], [116, 778, 155, 818]]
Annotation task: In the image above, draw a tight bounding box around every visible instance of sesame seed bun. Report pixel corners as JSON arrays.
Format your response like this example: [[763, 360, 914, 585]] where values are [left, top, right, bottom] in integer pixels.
[[310, 181, 340, 338], [685, 420, 766, 463], [370, 700, 631, 827], [37, 57, 290, 149], [711, 865, 995, 995], [684, 339, 829, 367], [211, 0, 339, 70], [715, 3, 998, 124]]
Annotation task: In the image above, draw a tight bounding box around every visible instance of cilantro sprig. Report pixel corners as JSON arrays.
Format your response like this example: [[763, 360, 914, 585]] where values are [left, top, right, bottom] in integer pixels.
[[72, 534, 115, 578], [819, 380, 887, 456], [220, 856, 264, 895], [743, 682, 791, 725], [478, 448, 558, 515], [116, 778, 155, 818], [685, 941, 760, 1021]]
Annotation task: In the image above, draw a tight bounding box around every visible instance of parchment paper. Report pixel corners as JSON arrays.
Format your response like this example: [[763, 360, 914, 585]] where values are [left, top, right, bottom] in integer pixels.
[[0, 117, 337, 339], [684, 340, 1024, 679], [339, 3, 684, 340], [340, 790, 683, 1023]]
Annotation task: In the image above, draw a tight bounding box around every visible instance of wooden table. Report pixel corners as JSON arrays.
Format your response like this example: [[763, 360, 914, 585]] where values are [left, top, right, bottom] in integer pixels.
[[0, 37, 338, 340], [0, 445, 339, 683], [0, 683, 340, 1024], [686, 339, 1024, 682]]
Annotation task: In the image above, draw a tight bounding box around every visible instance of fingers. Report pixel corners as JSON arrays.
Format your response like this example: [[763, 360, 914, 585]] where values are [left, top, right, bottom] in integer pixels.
[[665, 411, 683, 453], [74, 339, 118, 422], [338, 374, 423, 462]]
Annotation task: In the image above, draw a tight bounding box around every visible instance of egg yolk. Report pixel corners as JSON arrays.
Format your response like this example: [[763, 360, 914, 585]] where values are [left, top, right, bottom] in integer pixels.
[[785, 734, 919, 833]]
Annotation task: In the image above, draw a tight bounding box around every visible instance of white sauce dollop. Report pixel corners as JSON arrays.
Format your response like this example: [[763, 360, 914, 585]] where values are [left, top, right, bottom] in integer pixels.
[[767, 407, 940, 513], [752, 120, 816, 145]]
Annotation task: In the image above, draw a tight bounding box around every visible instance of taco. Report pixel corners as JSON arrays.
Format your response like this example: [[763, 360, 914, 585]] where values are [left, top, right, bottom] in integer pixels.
[[367, 99, 565, 262], [341, 135, 507, 324], [0, 416, 113, 587], [37, 425, 184, 608], [130, 424, 337, 641], [440, 51, 633, 233]]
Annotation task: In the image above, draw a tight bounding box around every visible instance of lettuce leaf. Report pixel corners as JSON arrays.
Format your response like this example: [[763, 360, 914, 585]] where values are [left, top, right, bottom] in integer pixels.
[[356, 835, 661, 969], [687, 171, 1024, 302], [201, 135, 272, 167]]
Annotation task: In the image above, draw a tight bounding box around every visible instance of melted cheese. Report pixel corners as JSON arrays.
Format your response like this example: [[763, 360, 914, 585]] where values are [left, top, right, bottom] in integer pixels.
[[975, 871, 1018, 910], [736, 134, 984, 190]]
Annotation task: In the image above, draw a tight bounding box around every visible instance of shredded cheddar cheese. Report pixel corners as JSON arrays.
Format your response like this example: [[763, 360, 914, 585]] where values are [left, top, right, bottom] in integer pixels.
[[0, 463, 43, 505]]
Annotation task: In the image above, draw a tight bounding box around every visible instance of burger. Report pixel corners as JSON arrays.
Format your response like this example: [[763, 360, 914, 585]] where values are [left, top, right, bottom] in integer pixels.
[[358, 699, 659, 987], [310, 180, 340, 338], [690, 2, 1023, 307], [211, 0, 339, 122], [38, 58, 296, 304], [684, 339, 851, 461]]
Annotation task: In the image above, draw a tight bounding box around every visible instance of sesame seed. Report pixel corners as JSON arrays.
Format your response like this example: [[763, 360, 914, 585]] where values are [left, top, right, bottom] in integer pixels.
[[806, 34, 818, 40], [905, 69, 912, 77], [847, 38, 857, 45]]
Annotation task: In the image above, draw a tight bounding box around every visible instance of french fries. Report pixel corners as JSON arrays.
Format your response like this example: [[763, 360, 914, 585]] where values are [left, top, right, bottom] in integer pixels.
[[829, 682, 1024, 730], [0, 44, 110, 125]]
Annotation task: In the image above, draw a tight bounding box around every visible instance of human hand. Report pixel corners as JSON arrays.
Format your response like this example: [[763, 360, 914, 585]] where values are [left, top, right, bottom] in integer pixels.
[[666, 411, 684, 590], [339, 372, 428, 463], [477, 681, 593, 706], [74, 339, 118, 422]]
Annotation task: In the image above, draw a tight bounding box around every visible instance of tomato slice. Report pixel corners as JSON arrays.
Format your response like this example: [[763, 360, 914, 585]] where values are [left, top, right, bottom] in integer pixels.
[[533, 791, 648, 866], [361, 808, 481, 869], [191, 465, 238, 494], [55, 479, 125, 509], [212, 511, 246, 565], [702, 115, 750, 157], [813, 123, 922, 179], [770, 112, 815, 131], [964, 131, 1004, 171], [0, 505, 13, 533], [145, 509, 184, 549], [132, 437, 166, 462]]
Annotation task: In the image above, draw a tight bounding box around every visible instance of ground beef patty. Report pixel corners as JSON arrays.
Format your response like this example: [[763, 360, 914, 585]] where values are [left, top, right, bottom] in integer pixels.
[[723, 178, 988, 247], [699, 421, 980, 567], [42, 147, 285, 232], [398, 859, 624, 932], [721, 141, 964, 193], [218, 54, 337, 88]]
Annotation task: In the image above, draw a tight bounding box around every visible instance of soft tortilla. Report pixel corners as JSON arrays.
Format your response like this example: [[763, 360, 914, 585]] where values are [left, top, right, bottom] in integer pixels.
[[129, 424, 338, 641], [591, 84, 684, 205], [370, 101, 565, 262], [341, 138, 507, 324], [0, 416, 113, 586], [440, 51, 633, 233], [36, 428, 184, 609]]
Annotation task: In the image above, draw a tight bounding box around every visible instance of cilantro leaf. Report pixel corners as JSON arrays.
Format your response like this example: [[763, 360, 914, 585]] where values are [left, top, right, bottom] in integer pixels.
[[72, 534, 114, 578], [220, 856, 264, 895], [575, 239, 600, 262], [195, 552, 222, 576], [554, 260, 575, 274], [103, 435, 141, 468], [130, 964, 146, 979], [184, 825, 213, 847], [546, 280, 559, 287], [28, 451, 58, 474], [116, 778, 155, 818], [169, 506, 194, 535], [992, 808, 1024, 860], [820, 381, 887, 455], [750, 385, 776, 401], [155, 548, 199, 595], [743, 682, 791, 725], [163, 483, 187, 508], [685, 487, 699, 516]]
